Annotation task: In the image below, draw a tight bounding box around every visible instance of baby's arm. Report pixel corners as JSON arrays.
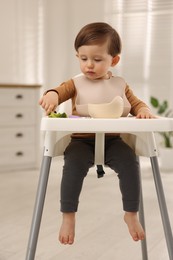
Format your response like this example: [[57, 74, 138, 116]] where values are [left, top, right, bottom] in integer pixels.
[[39, 90, 59, 115], [125, 86, 156, 119]]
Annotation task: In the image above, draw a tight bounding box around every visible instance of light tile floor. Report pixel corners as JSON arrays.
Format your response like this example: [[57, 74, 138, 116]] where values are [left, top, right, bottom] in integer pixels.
[[0, 157, 173, 260]]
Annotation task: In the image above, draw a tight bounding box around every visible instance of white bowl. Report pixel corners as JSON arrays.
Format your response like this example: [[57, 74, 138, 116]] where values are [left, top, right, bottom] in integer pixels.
[[88, 96, 124, 118]]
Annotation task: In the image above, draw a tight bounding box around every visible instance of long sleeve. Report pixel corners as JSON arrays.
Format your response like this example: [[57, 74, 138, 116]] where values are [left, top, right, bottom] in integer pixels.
[[54, 79, 76, 105], [125, 85, 150, 116]]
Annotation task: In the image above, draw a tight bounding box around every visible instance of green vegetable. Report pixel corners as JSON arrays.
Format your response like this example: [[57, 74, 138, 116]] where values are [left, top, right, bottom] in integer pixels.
[[48, 112, 67, 118]]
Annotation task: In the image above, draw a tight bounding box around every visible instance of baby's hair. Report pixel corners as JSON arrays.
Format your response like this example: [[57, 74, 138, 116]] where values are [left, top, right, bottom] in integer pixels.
[[74, 22, 122, 57]]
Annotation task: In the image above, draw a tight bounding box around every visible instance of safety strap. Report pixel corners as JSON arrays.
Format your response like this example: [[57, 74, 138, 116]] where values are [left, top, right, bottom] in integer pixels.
[[96, 165, 105, 178]]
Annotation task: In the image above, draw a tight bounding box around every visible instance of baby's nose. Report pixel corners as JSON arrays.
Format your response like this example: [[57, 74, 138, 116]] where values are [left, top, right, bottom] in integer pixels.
[[87, 60, 94, 68]]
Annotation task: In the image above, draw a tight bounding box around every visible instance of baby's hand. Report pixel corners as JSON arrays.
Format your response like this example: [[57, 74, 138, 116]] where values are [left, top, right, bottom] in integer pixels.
[[136, 108, 157, 119], [39, 91, 59, 115]]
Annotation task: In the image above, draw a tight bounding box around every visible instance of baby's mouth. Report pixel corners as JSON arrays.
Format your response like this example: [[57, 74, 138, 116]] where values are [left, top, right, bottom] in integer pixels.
[[86, 71, 95, 76]]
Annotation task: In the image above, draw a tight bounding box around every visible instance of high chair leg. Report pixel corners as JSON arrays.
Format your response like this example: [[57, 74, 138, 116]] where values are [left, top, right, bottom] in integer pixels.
[[26, 155, 52, 260], [150, 156, 173, 260], [138, 157, 148, 260]]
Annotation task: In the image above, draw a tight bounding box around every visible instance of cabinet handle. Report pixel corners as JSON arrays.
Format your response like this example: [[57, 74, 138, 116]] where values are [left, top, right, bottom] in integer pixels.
[[16, 133, 23, 138], [16, 94, 23, 99], [15, 113, 23, 118], [16, 151, 24, 156]]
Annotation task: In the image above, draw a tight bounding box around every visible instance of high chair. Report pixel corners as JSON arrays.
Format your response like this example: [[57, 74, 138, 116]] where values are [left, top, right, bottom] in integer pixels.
[[26, 117, 173, 260]]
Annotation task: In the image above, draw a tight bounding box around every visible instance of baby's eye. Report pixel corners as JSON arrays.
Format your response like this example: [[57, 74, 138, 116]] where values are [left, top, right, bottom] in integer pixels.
[[94, 59, 102, 62], [81, 57, 87, 61]]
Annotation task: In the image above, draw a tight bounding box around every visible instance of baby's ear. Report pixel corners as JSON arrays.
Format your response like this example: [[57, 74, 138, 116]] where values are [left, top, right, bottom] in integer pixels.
[[76, 53, 79, 58], [111, 55, 120, 67]]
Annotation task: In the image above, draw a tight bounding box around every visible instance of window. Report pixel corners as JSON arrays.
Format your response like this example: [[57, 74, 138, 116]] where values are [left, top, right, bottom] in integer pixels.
[[0, 0, 44, 84], [104, 0, 173, 104]]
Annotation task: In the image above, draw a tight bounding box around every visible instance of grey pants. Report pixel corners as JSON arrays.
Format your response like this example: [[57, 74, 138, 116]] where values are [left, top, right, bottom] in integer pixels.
[[60, 136, 140, 213]]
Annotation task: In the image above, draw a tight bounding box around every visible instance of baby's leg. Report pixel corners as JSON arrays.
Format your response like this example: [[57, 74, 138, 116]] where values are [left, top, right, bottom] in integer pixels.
[[105, 137, 145, 241], [59, 138, 94, 244], [59, 213, 75, 244], [124, 212, 145, 241]]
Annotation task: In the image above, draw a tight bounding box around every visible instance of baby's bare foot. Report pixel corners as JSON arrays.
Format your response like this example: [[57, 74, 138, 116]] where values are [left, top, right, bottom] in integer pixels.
[[59, 213, 75, 245], [124, 212, 145, 241]]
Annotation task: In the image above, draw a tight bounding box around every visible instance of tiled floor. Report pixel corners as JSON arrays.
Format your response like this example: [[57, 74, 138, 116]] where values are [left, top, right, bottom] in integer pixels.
[[0, 157, 173, 260]]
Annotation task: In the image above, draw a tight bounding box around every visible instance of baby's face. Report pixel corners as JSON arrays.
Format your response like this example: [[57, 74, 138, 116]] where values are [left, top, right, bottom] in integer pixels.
[[77, 42, 115, 80]]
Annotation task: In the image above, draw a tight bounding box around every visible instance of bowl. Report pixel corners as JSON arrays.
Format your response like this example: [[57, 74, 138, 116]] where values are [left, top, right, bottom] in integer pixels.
[[88, 96, 124, 118]]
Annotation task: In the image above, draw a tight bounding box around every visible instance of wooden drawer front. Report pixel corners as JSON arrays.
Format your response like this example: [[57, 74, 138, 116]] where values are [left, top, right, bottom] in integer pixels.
[[0, 88, 37, 106], [0, 108, 36, 126], [0, 145, 36, 166], [0, 127, 35, 146]]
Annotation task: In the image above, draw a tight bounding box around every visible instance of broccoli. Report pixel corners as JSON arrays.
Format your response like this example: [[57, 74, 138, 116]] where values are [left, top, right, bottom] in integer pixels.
[[48, 112, 67, 118]]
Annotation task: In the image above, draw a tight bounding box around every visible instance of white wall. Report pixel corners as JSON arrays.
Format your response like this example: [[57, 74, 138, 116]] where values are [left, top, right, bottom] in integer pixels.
[[44, 0, 105, 88]]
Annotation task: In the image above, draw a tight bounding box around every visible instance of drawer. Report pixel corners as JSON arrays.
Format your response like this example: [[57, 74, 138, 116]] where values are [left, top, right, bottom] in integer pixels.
[[0, 88, 37, 107], [0, 107, 36, 126], [0, 145, 37, 166], [0, 127, 35, 146]]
